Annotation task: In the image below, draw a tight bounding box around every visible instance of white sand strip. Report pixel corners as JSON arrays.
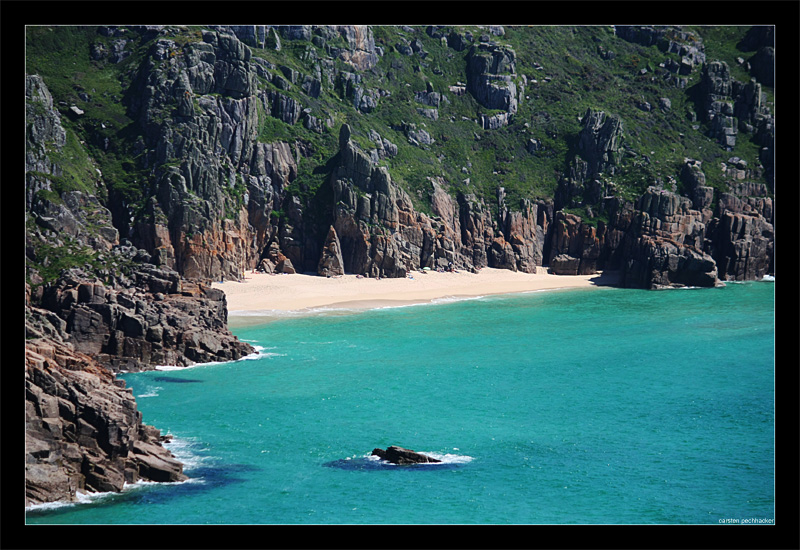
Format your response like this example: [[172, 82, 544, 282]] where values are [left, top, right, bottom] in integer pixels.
[[212, 268, 619, 316]]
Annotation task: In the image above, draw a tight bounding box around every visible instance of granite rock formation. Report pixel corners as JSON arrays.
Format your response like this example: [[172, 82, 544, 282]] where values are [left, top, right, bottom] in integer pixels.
[[466, 41, 519, 129], [29, 25, 770, 290], [38, 266, 254, 373], [317, 225, 345, 277], [25, 313, 187, 507], [26, 69, 254, 507], [557, 108, 624, 210], [371, 446, 441, 465], [330, 124, 545, 276], [557, 181, 773, 288]]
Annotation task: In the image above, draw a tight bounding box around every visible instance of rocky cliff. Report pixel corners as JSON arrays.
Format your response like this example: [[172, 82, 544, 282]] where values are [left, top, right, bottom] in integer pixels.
[[26, 305, 187, 507], [32, 24, 769, 289], [26, 69, 254, 506], [26, 71, 254, 372], [330, 123, 547, 276]]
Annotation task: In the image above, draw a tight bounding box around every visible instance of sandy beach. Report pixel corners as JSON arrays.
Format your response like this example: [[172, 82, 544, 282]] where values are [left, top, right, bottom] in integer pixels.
[[212, 268, 619, 318]]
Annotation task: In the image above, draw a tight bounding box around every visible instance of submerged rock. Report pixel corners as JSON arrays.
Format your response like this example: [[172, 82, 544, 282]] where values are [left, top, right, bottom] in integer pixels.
[[371, 446, 441, 464]]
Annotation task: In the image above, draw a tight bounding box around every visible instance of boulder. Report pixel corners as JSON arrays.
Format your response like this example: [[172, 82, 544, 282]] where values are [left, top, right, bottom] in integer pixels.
[[465, 43, 519, 128], [550, 254, 580, 275], [371, 446, 441, 465], [276, 257, 296, 274]]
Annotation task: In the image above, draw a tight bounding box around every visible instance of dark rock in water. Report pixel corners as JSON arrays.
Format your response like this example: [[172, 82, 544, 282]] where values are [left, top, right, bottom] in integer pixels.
[[371, 446, 441, 464]]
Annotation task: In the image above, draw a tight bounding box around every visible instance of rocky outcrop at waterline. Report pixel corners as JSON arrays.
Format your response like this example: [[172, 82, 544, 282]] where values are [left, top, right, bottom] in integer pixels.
[[24, 258, 254, 506], [24, 260, 255, 507], [27, 248, 254, 379], [25, 323, 187, 507], [25, 61, 261, 507], [371, 446, 441, 465]]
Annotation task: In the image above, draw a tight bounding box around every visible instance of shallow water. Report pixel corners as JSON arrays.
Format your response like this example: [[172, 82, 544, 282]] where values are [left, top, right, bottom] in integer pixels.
[[26, 281, 775, 525]]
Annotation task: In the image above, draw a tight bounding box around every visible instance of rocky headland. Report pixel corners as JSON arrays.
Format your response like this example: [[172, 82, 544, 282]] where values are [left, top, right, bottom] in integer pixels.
[[25, 324, 188, 506], [25, 24, 775, 507]]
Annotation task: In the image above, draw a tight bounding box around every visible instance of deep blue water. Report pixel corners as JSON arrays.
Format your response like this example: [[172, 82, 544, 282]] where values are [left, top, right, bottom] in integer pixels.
[[26, 281, 775, 525]]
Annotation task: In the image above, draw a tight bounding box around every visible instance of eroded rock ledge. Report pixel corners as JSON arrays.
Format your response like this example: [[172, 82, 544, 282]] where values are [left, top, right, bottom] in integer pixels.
[[25, 324, 187, 507], [25, 262, 255, 506], [37, 266, 255, 373]]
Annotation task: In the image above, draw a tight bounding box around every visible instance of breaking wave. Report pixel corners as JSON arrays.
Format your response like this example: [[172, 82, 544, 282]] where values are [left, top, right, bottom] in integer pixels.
[[154, 346, 278, 371]]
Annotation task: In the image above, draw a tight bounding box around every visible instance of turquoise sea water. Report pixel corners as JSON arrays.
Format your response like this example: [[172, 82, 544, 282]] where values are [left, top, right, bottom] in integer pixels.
[[26, 281, 775, 525]]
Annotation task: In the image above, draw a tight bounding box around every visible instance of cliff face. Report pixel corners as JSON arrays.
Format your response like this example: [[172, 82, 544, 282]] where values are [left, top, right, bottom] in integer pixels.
[[550, 177, 773, 289], [25, 306, 187, 507], [37, 24, 769, 289], [329, 124, 547, 276], [26, 71, 255, 371], [26, 68, 254, 506]]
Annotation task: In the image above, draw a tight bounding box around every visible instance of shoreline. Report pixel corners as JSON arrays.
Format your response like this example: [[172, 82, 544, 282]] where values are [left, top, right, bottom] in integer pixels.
[[212, 268, 620, 324]]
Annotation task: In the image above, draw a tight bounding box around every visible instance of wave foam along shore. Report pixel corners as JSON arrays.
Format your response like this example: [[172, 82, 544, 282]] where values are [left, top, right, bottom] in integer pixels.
[[212, 268, 620, 316]]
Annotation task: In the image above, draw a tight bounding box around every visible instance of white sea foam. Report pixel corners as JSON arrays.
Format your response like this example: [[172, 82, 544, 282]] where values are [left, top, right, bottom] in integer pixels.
[[422, 451, 475, 464], [163, 436, 213, 472], [26, 497, 82, 512], [25, 437, 206, 513], [229, 308, 314, 318], [26, 486, 120, 512], [364, 451, 474, 465], [135, 386, 162, 398], [232, 295, 490, 317], [720, 275, 774, 285], [426, 295, 487, 306], [520, 286, 576, 294], [153, 349, 267, 371], [326, 294, 490, 313]]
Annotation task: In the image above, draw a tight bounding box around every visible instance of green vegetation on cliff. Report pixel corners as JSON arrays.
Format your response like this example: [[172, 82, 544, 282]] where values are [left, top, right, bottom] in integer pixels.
[[26, 24, 775, 282], [26, 25, 773, 211]]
